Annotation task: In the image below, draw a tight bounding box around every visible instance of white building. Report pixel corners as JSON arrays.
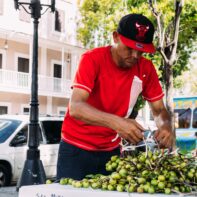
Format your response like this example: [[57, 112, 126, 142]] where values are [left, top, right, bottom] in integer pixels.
[[0, 0, 86, 116]]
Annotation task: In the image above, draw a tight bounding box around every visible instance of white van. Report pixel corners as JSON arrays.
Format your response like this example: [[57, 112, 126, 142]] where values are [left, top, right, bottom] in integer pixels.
[[0, 115, 63, 186]]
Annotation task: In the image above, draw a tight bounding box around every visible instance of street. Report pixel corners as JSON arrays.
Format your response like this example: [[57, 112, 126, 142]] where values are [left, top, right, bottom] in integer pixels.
[[0, 186, 18, 197]]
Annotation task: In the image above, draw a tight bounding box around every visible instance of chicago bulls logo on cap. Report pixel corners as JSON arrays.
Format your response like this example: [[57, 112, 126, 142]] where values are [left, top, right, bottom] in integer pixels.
[[117, 14, 156, 53], [135, 22, 149, 41]]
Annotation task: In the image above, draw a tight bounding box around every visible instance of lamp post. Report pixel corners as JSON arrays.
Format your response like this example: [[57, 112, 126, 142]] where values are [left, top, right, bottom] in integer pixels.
[[13, 0, 56, 190]]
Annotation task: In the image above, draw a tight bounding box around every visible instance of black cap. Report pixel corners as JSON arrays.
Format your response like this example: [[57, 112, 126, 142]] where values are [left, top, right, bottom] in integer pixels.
[[117, 14, 155, 53]]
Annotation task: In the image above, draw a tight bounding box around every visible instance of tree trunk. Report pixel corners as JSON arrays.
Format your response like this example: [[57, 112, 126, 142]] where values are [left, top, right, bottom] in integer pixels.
[[165, 62, 176, 148]]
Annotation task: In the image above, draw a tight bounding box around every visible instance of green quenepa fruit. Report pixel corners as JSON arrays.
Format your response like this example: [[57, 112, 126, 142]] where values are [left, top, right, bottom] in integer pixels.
[[74, 181, 83, 188], [142, 170, 149, 177], [185, 186, 191, 193], [107, 184, 115, 191], [136, 163, 142, 170], [143, 184, 150, 192], [147, 151, 153, 158], [174, 186, 180, 192], [164, 188, 171, 194], [180, 162, 187, 168], [180, 186, 186, 193], [111, 155, 118, 162], [82, 181, 90, 188], [158, 175, 165, 182], [148, 186, 155, 194], [187, 172, 193, 179], [111, 162, 118, 169], [109, 178, 117, 185], [127, 184, 135, 193], [68, 178, 73, 185], [139, 155, 146, 163], [116, 184, 124, 192], [46, 179, 52, 184], [168, 176, 176, 183], [91, 182, 100, 189], [126, 175, 133, 182], [101, 183, 108, 190], [137, 186, 144, 193], [169, 171, 177, 177], [111, 172, 121, 180], [119, 168, 128, 177], [59, 178, 68, 185], [151, 179, 158, 186], [158, 182, 165, 189], [137, 177, 146, 184], [106, 164, 113, 171]]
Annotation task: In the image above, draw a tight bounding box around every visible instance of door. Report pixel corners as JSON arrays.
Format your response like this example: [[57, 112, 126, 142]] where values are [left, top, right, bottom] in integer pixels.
[[53, 63, 62, 92], [11, 125, 28, 181], [17, 57, 29, 88], [12, 124, 43, 181], [39, 120, 62, 178]]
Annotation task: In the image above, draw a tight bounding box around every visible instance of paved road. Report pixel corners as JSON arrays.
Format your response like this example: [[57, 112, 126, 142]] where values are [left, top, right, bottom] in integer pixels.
[[0, 186, 18, 197]]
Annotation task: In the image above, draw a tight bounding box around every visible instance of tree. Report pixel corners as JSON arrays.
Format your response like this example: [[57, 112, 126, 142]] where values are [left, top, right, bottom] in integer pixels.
[[77, 0, 197, 134], [146, 1, 196, 144]]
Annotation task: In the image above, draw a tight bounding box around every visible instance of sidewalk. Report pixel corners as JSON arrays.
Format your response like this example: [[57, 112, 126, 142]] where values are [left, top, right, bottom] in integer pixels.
[[0, 186, 18, 197]]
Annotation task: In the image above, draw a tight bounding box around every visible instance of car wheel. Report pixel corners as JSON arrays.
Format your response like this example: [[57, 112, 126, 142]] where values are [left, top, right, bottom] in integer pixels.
[[0, 164, 11, 186]]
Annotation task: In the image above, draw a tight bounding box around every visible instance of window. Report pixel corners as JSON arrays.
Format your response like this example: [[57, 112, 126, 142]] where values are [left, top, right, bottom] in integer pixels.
[[174, 108, 192, 128], [18, 57, 29, 73], [59, 110, 66, 117], [54, 10, 64, 32], [41, 120, 63, 144], [54, 64, 62, 78], [57, 107, 67, 117], [192, 108, 197, 128], [11, 126, 28, 147], [0, 119, 22, 143], [0, 106, 7, 115], [23, 107, 30, 115]]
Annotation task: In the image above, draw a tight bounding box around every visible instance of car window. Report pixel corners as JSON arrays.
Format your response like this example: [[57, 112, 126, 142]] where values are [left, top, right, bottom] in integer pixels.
[[174, 108, 191, 128], [0, 119, 22, 143], [11, 124, 43, 146], [41, 120, 62, 144], [11, 125, 28, 147]]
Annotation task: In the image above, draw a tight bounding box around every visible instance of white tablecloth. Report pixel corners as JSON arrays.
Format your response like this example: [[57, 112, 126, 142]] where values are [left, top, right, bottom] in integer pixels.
[[18, 183, 194, 197]]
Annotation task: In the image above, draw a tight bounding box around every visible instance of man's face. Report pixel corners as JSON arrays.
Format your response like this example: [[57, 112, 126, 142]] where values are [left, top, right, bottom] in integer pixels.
[[112, 32, 143, 69]]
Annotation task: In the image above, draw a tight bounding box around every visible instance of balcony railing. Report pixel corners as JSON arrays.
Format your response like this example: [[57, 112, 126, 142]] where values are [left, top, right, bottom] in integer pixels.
[[0, 69, 72, 98]]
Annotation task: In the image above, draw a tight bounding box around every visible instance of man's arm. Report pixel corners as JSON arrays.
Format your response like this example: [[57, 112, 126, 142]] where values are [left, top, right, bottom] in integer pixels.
[[149, 99, 174, 148], [69, 88, 145, 144]]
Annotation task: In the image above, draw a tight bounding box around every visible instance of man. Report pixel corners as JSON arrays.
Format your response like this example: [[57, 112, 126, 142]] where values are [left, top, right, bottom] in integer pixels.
[[57, 13, 173, 180]]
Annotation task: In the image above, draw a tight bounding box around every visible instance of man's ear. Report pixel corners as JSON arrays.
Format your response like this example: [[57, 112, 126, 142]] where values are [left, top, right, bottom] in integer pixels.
[[112, 31, 119, 43]]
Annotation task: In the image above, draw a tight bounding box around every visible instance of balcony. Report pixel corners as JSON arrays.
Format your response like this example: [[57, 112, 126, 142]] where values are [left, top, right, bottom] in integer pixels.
[[0, 69, 72, 98]]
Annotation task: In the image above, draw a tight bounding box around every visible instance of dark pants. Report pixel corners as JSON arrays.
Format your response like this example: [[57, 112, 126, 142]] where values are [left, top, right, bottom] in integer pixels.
[[56, 140, 120, 180]]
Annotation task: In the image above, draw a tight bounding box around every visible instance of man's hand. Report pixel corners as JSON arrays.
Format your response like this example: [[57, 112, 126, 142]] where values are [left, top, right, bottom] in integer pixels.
[[115, 118, 145, 144], [148, 99, 174, 149], [154, 128, 174, 148]]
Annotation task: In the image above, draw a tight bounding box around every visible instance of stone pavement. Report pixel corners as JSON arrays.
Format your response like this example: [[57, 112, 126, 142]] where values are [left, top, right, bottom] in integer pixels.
[[0, 186, 18, 197]]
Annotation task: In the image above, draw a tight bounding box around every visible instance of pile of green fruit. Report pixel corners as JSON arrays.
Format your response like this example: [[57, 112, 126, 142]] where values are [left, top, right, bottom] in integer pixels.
[[51, 150, 197, 194]]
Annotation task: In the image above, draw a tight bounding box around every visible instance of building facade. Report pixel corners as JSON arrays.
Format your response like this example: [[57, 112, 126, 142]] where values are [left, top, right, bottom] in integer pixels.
[[0, 0, 86, 116]]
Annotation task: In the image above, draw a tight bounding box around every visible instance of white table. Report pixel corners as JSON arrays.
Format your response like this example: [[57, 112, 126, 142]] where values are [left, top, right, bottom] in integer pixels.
[[18, 183, 197, 197]]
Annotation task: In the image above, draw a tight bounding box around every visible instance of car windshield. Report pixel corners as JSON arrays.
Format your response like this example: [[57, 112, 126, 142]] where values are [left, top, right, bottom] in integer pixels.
[[0, 119, 22, 143]]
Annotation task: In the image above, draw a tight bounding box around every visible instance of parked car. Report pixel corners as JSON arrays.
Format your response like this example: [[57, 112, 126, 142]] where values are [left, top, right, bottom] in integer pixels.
[[0, 114, 63, 186]]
